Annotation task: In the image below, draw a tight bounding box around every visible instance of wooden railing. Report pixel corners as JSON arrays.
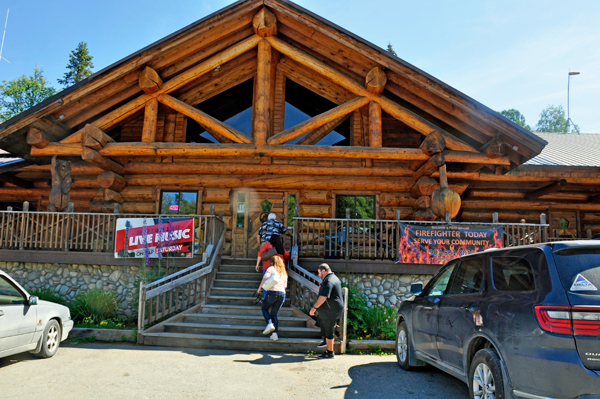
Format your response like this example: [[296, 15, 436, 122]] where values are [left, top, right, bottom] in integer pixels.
[[293, 217, 550, 261], [0, 209, 221, 256], [137, 218, 225, 338], [287, 247, 348, 354]]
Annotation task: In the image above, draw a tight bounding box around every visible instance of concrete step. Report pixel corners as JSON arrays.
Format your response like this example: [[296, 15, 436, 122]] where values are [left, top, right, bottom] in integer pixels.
[[206, 295, 291, 307], [183, 313, 307, 327], [211, 287, 289, 297], [212, 279, 260, 289], [164, 322, 321, 338], [200, 304, 294, 317], [220, 258, 256, 266], [215, 271, 262, 282], [141, 332, 329, 353]]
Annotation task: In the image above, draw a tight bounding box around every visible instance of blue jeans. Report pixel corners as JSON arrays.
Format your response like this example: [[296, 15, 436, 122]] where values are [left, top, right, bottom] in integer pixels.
[[262, 291, 285, 334]]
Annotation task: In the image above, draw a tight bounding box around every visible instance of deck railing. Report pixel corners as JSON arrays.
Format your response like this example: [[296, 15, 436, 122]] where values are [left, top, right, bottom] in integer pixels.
[[287, 247, 348, 354], [0, 209, 221, 256], [293, 216, 550, 261], [138, 218, 225, 338]]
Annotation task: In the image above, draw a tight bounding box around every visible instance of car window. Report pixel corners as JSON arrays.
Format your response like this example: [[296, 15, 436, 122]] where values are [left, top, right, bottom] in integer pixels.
[[552, 247, 600, 296], [0, 276, 26, 305], [492, 257, 535, 291], [448, 257, 485, 295], [423, 263, 456, 297]]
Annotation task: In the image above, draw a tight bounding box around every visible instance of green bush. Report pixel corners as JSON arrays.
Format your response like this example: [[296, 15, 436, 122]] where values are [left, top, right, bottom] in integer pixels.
[[363, 304, 397, 340], [70, 289, 119, 323], [342, 281, 397, 340], [26, 287, 68, 307]]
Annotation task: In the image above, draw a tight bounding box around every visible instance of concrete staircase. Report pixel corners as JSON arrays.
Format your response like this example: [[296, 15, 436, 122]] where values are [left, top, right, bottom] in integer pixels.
[[141, 257, 324, 353]]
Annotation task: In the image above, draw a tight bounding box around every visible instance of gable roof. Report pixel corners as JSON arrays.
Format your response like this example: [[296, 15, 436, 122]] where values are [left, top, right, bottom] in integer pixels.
[[525, 132, 600, 167], [0, 0, 546, 168]]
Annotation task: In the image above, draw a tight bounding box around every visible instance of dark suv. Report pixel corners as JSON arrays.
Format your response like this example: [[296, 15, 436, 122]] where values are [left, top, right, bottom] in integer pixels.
[[396, 241, 600, 399]]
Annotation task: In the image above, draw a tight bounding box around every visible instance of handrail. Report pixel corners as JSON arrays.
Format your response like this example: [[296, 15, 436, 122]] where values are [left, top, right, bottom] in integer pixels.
[[0, 209, 222, 256], [287, 247, 348, 354], [137, 219, 225, 339]]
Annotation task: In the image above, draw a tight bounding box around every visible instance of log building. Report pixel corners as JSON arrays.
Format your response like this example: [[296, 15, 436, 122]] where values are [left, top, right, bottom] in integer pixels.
[[0, 0, 599, 262]]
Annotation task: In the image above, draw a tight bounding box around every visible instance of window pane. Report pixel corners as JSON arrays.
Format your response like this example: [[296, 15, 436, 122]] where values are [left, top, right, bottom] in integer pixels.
[[287, 194, 296, 226], [424, 264, 456, 297], [179, 192, 197, 215], [336, 196, 355, 218], [448, 258, 484, 295], [336, 195, 375, 219], [236, 193, 246, 228], [492, 257, 535, 291], [161, 192, 180, 215], [355, 196, 374, 219]]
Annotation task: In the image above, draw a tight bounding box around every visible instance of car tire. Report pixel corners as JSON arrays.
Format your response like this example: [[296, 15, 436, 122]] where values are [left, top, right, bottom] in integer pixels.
[[396, 321, 420, 370], [35, 319, 61, 359], [468, 348, 505, 399]]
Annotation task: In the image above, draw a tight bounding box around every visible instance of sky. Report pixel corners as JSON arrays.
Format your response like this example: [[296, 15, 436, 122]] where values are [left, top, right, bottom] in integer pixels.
[[1, 0, 599, 132]]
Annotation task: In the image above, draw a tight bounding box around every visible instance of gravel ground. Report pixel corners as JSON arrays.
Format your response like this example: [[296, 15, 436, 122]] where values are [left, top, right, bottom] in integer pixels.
[[0, 342, 469, 399]]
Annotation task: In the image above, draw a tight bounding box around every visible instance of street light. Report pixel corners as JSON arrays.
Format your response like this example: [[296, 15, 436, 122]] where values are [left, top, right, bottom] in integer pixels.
[[567, 71, 580, 133]]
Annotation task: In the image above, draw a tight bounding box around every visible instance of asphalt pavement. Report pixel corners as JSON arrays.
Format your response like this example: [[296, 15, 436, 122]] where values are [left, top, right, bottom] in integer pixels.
[[0, 342, 469, 399]]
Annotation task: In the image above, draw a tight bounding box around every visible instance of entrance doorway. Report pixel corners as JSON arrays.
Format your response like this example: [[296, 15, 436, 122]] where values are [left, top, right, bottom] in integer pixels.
[[232, 190, 287, 258]]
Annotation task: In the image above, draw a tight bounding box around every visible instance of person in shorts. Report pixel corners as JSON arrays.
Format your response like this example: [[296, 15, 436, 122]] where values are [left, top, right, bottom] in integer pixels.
[[309, 263, 343, 359]]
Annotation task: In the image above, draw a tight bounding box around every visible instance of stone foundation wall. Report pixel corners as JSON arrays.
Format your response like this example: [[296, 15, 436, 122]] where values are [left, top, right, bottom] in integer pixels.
[[1, 261, 141, 319], [340, 273, 433, 307]]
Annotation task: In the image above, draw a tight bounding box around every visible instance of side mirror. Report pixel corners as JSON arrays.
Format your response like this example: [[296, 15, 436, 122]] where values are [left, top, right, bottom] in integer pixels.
[[410, 283, 423, 296], [28, 296, 38, 306]]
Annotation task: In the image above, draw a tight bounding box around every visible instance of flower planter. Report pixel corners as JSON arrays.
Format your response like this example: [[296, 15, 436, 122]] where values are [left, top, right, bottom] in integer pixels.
[[69, 328, 136, 342]]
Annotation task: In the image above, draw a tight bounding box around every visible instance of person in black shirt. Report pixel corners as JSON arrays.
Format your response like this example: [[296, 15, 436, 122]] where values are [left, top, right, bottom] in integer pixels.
[[309, 263, 343, 359]]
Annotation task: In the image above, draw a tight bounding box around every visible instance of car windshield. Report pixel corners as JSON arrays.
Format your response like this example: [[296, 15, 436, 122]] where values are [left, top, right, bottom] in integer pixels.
[[552, 247, 600, 296]]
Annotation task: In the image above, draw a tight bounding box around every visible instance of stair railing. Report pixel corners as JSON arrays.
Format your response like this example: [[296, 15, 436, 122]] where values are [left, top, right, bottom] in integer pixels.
[[137, 217, 225, 341], [287, 246, 348, 354]]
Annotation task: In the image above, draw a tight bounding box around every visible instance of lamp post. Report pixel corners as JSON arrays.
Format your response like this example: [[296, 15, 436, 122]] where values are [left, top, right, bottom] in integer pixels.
[[567, 71, 580, 133]]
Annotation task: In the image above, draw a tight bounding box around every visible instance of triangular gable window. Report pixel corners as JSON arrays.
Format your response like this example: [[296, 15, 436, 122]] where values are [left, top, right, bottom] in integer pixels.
[[186, 78, 254, 143], [283, 79, 349, 146]]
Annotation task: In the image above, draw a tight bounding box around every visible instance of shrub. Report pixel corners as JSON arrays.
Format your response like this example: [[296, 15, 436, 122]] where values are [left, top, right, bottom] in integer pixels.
[[70, 289, 118, 323], [342, 281, 397, 340], [363, 304, 397, 340], [343, 283, 369, 339], [26, 287, 68, 307]]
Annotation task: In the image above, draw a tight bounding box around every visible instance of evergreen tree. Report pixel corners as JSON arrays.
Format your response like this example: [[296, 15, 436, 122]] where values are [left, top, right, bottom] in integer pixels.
[[386, 43, 397, 56], [58, 42, 94, 87], [0, 66, 57, 122]]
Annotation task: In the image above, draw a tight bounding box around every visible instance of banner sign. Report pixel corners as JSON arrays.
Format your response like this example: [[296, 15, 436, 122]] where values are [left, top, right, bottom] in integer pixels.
[[114, 218, 194, 259], [398, 224, 503, 264]]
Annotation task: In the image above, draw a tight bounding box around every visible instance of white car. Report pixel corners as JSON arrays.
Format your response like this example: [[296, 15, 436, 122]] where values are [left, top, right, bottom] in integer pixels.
[[0, 270, 73, 359]]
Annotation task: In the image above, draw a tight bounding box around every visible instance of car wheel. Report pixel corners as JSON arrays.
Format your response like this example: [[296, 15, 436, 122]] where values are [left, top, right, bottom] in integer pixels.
[[469, 348, 505, 399], [35, 320, 61, 359], [396, 321, 420, 370]]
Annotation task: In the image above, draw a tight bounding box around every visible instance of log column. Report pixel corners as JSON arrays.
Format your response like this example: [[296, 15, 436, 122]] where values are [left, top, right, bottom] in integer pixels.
[[162, 110, 177, 163], [411, 132, 447, 221]]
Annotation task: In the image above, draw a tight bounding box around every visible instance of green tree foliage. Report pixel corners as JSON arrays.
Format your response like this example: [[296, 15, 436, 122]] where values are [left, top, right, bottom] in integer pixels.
[[500, 109, 531, 131], [336, 195, 374, 219], [535, 104, 578, 133], [58, 41, 94, 87], [386, 43, 397, 56], [0, 66, 57, 122]]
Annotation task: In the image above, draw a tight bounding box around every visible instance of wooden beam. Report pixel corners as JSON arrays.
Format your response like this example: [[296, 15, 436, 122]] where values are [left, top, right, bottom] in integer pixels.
[[139, 66, 163, 94], [369, 101, 382, 147], [526, 179, 567, 200], [420, 131, 446, 156], [125, 161, 413, 177], [0, 173, 34, 189], [81, 124, 115, 150], [365, 67, 387, 94], [268, 96, 369, 145], [253, 40, 272, 145], [296, 115, 348, 145], [97, 171, 127, 192], [265, 36, 478, 152], [96, 188, 124, 204], [480, 136, 506, 159], [157, 94, 253, 144], [82, 147, 125, 175], [253, 7, 277, 37], [141, 98, 159, 142], [413, 153, 445, 181], [463, 163, 486, 173], [26, 127, 53, 149]]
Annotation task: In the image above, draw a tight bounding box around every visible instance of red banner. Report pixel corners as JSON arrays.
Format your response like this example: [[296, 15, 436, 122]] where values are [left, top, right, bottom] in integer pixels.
[[114, 218, 194, 259], [398, 224, 503, 264]]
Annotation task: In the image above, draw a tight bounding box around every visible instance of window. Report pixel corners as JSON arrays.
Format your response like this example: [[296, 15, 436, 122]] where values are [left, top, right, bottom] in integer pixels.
[[448, 258, 485, 295], [235, 192, 246, 228], [492, 257, 535, 291], [160, 191, 198, 215], [423, 263, 456, 297], [336, 195, 375, 219], [0, 276, 25, 305]]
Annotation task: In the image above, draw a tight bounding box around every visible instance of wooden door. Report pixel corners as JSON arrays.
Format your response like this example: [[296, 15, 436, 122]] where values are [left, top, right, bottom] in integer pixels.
[[246, 191, 286, 258]]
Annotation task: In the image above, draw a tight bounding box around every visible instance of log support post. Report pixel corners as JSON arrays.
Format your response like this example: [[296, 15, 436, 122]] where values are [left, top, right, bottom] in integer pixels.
[[26, 127, 53, 149], [253, 39, 272, 145], [142, 98, 159, 143]]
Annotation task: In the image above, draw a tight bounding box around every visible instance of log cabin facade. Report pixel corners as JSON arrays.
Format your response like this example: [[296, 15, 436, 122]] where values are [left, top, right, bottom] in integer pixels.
[[0, 0, 599, 264]]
